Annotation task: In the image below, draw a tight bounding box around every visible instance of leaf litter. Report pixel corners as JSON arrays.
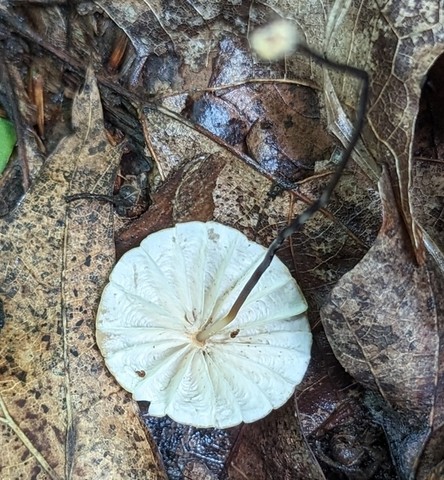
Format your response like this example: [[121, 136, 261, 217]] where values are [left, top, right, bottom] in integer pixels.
[[1, 0, 444, 479]]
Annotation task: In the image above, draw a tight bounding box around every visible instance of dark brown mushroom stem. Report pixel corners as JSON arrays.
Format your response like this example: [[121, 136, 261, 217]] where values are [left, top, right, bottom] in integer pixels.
[[201, 43, 369, 340]]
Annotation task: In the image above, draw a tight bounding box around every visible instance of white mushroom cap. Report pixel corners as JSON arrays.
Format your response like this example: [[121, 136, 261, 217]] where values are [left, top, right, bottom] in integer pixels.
[[96, 221, 311, 429]]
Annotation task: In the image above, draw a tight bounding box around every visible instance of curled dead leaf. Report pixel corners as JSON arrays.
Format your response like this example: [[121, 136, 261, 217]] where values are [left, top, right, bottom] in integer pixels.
[[321, 168, 444, 478]]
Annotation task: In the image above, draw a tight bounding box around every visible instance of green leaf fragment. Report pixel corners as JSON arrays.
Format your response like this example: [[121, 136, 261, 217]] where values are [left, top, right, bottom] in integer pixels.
[[0, 117, 17, 175]]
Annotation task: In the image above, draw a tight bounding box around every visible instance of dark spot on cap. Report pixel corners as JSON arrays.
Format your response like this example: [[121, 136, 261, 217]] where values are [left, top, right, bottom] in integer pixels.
[[230, 329, 240, 338], [135, 370, 146, 378], [16, 398, 26, 408], [84, 255, 92, 267], [41, 404, 49, 413]]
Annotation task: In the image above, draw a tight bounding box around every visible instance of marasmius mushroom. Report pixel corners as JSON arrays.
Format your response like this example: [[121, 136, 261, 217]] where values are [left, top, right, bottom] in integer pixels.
[[96, 221, 311, 428], [96, 30, 369, 429]]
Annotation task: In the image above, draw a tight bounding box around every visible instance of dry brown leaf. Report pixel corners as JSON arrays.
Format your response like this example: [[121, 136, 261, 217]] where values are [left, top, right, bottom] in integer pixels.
[[0, 71, 166, 479], [321, 168, 444, 479]]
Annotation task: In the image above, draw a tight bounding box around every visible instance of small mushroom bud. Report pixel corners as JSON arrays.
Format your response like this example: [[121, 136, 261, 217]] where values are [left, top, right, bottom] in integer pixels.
[[250, 19, 302, 61]]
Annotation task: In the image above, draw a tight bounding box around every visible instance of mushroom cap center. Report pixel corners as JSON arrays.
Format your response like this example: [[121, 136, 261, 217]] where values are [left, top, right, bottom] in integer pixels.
[[189, 330, 208, 348]]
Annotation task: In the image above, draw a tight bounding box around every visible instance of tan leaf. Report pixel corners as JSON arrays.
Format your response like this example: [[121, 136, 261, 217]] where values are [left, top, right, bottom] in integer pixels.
[[0, 70, 166, 479]]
